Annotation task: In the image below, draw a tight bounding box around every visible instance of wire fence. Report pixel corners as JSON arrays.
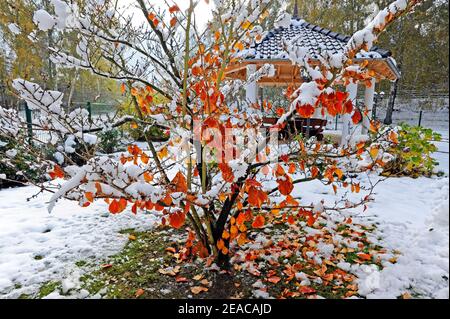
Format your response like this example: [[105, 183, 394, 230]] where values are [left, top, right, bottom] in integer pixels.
[[17, 101, 120, 144]]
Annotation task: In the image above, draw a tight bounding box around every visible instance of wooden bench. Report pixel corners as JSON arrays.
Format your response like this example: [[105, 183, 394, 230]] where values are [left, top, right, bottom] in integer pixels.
[[262, 117, 327, 141]]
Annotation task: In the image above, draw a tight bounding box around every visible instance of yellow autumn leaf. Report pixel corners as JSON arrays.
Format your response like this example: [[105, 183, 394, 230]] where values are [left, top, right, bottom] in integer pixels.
[[157, 146, 169, 159]]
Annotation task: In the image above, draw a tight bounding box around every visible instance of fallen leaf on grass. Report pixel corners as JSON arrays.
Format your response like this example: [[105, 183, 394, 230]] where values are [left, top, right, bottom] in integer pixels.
[[200, 279, 210, 286], [101, 264, 113, 269], [267, 276, 281, 284], [193, 274, 204, 281], [175, 276, 188, 283], [159, 266, 180, 276], [190, 286, 208, 295], [299, 286, 316, 294], [128, 234, 136, 241], [135, 288, 145, 297], [165, 247, 176, 253]]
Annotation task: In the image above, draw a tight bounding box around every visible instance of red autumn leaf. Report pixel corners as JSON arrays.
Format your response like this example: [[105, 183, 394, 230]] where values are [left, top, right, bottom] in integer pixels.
[[307, 213, 316, 226], [352, 109, 362, 124], [299, 286, 316, 294], [218, 163, 234, 183], [344, 99, 353, 113], [267, 276, 281, 284], [252, 215, 265, 228], [247, 186, 268, 208], [169, 5, 180, 13], [118, 198, 127, 212], [109, 199, 120, 214], [175, 276, 188, 283], [49, 165, 65, 179], [277, 177, 294, 196], [276, 107, 284, 117], [287, 215, 295, 224], [297, 104, 315, 118], [169, 211, 186, 229]]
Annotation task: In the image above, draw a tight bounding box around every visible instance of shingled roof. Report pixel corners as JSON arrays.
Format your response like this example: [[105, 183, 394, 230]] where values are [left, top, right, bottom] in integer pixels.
[[246, 17, 391, 61]]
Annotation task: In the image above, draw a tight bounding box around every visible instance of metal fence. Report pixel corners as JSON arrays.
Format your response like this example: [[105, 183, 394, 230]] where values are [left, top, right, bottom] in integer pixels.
[[18, 101, 119, 144]]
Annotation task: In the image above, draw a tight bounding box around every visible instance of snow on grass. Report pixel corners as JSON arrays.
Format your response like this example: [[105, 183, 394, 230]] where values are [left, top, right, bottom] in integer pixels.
[[0, 185, 160, 298], [0, 129, 448, 299]]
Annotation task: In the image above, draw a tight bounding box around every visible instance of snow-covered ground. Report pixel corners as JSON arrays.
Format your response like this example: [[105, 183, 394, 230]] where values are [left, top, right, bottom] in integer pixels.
[[0, 187, 160, 298], [0, 130, 448, 299]]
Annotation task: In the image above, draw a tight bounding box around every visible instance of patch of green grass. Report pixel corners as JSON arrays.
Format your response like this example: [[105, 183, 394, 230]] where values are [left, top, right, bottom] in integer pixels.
[[75, 260, 87, 267], [80, 230, 187, 299], [38, 281, 61, 298]]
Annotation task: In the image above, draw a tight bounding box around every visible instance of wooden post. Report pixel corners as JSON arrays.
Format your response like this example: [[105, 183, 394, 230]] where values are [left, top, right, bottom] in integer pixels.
[[362, 78, 376, 134], [341, 82, 358, 146]]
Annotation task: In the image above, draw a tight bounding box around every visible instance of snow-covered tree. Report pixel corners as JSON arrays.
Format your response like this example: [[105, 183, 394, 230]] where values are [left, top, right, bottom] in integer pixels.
[[0, 0, 421, 268]]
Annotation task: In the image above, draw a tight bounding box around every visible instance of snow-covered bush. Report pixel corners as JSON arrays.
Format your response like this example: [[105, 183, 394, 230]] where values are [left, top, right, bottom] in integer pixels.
[[0, 0, 422, 269]]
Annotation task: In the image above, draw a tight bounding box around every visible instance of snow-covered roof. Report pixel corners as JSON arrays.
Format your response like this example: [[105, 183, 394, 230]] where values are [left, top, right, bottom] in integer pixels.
[[246, 18, 391, 61]]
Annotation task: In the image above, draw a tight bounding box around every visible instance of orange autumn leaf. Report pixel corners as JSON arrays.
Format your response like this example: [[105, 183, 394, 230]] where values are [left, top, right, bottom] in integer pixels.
[[85, 192, 94, 203], [217, 239, 225, 250], [170, 17, 177, 27], [169, 211, 185, 229], [141, 152, 149, 164], [172, 171, 188, 193], [288, 163, 296, 174], [120, 82, 126, 94], [222, 230, 230, 239], [252, 215, 265, 228], [311, 166, 319, 178], [143, 172, 153, 182], [389, 130, 398, 144], [237, 233, 247, 246], [135, 288, 145, 297], [277, 177, 294, 196], [247, 186, 268, 208], [168, 5, 180, 13], [157, 146, 168, 159], [234, 41, 244, 51], [357, 253, 372, 261], [109, 199, 120, 214]]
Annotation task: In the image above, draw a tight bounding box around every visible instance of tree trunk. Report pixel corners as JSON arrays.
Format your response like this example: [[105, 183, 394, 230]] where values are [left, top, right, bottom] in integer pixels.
[[384, 79, 399, 125]]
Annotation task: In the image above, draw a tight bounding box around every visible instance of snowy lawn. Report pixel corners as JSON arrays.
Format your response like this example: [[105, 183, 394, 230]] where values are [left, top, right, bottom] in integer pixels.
[[0, 131, 448, 299]]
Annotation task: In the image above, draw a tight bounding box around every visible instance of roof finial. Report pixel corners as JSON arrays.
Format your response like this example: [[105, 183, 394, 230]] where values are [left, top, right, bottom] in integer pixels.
[[293, 0, 299, 18]]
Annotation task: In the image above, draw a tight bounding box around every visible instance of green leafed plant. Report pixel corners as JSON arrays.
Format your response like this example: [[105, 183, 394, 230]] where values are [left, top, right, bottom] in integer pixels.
[[383, 123, 442, 177]]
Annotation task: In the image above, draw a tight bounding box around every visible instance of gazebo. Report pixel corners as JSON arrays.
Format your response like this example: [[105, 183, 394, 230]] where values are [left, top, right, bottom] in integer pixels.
[[225, 4, 400, 145]]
